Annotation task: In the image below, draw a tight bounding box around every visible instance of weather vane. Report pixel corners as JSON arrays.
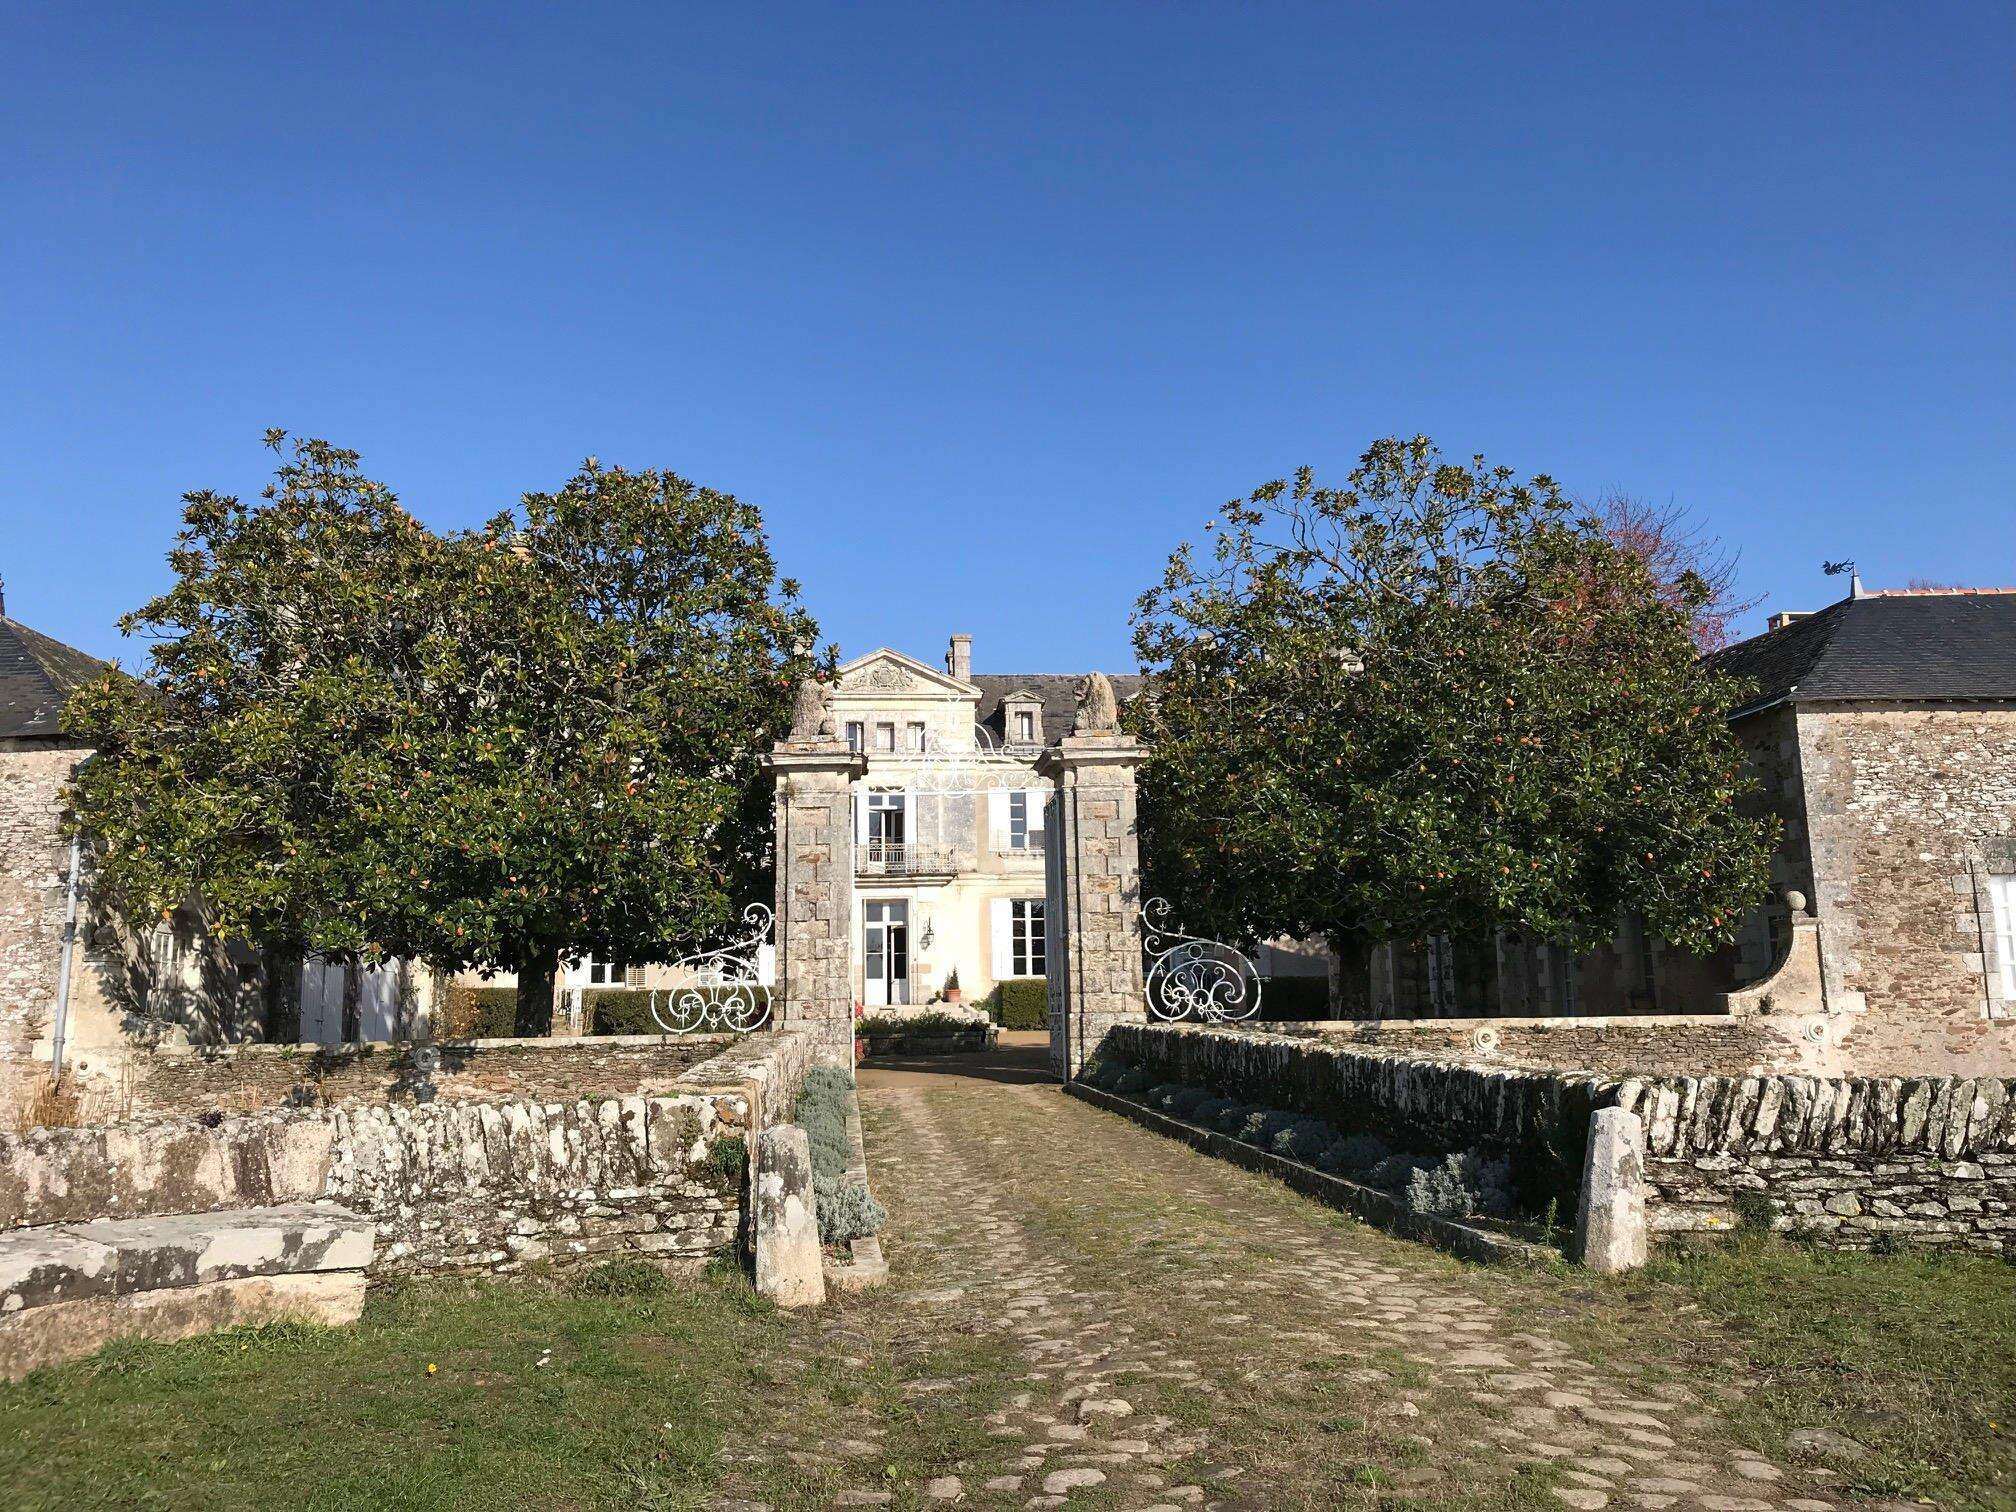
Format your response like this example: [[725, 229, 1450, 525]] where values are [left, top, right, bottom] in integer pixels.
[[1822, 559, 1855, 578]]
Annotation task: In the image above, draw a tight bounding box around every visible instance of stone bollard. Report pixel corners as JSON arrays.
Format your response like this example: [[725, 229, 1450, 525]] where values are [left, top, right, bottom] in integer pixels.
[[1574, 1106, 1648, 1274], [754, 1124, 826, 1308]]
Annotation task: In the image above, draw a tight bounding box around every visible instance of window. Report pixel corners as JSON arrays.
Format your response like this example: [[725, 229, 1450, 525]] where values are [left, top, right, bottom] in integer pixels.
[[1990, 875, 2016, 1001], [844, 721, 864, 752], [907, 721, 927, 752], [1007, 790, 1030, 850], [874, 722, 896, 752], [587, 958, 624, 986], [147, 926, 185, 978], [1012, 900, 1046, 977], [1013, 709, 1036, 744]]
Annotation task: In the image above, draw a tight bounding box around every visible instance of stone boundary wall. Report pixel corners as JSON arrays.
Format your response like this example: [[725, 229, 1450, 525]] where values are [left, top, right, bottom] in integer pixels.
[[116, 1033, 732, 1119], [1104, 1023, 2014, 1252], [1616, 1072, 2014, 1251], [1279, 1014, 1805, 1077], [0, 1030, 818, 1276]]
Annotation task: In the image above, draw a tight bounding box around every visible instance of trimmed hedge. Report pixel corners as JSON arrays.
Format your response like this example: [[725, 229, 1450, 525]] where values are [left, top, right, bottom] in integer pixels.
[[441, 985, 519, 1040], [586, 987, 773, 1036], [991, 977, 1048, 1030]]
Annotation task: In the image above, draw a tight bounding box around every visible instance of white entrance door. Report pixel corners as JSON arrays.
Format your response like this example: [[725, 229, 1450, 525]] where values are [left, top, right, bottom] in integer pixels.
[[864, 901, 910, 1006]]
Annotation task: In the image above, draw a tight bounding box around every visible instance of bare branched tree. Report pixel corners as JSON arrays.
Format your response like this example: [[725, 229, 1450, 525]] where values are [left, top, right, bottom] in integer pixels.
[[1593, 493, 1760, 653]]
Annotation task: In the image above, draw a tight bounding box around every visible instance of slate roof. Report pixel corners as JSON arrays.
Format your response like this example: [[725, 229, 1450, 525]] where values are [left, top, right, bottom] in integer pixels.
[[970, 673, 1146, 745], [0, 616, 111, 740], [1707, 591, 2016, 717]]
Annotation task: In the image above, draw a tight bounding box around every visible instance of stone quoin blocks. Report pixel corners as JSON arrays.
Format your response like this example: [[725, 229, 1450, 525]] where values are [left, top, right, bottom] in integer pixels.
[[1036, 731, 1149, 1078]]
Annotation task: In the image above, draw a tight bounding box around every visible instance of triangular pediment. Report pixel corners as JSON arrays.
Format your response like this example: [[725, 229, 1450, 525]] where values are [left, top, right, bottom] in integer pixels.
[[835, 647, 978, 697]]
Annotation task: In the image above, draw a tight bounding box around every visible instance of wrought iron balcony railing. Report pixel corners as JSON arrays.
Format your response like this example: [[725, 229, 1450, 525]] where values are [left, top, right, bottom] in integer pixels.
[[856, 842, 958, 878]]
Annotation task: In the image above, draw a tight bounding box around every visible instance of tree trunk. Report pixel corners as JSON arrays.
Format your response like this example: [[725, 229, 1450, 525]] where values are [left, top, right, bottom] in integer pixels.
[[515, 948, 561, 1037]]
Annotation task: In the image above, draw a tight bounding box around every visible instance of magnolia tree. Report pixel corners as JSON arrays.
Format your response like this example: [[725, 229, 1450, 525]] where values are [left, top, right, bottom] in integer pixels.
[[66, 434, 825, 1032], [1128, 436, 1777, 982]]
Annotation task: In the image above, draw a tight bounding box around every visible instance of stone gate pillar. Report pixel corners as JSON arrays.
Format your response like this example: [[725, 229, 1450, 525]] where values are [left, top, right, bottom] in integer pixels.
[[766, 731, 867, 1063], [1037, 708, 1147, 1080]]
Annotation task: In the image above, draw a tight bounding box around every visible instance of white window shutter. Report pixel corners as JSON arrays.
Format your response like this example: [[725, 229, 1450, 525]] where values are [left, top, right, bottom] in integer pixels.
[[1025, 788, 1046, 831], [987, 789, 1009, 850], [990, 898, 1013, 977]]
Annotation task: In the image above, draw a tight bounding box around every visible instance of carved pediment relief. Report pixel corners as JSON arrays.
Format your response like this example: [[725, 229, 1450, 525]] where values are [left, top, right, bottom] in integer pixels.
[[843, 661, 925, 692], [834, 648, 976, 697]]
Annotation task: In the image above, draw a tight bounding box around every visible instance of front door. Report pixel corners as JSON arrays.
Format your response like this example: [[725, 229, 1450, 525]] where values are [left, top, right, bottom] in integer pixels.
[[864, 900, 910, 1006]]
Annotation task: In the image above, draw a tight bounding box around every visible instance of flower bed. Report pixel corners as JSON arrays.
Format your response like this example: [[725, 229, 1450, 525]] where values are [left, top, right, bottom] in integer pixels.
[[855, 1008, 997, 1057]]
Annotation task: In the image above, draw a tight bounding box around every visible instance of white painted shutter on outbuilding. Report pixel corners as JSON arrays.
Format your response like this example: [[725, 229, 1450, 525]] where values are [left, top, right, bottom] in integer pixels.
[[987, 789, 1010, 850], [989, 897, 1013, 978]]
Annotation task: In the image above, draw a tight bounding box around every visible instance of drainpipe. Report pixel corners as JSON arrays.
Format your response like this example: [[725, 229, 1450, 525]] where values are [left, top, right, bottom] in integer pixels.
[[49, 835, 82, 1080]]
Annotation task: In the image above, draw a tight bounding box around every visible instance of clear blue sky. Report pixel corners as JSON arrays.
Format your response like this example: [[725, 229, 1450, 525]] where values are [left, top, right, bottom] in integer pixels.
[[4, 2, 2011, 672]]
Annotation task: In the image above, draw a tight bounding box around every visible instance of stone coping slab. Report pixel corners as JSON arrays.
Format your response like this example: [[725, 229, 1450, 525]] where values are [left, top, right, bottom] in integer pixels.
[[1066, 1081, 1559, 1268], [1, 1204, 372, 1314]]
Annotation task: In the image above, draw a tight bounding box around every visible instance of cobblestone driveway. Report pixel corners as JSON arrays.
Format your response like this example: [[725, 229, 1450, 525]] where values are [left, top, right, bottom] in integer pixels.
[[821, 1037, 1844, 1512]]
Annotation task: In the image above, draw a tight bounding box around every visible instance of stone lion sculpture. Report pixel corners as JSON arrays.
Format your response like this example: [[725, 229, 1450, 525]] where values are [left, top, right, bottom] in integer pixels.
[[789, 676, 837, 740], [1072, 671, 1120, 735]]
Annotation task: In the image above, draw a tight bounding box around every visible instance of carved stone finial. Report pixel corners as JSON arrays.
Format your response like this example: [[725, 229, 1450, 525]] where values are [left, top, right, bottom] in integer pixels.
[[1784, 889, 1809, 916], [1072, 672, 1121, 735], [789, 676, 837, 740]]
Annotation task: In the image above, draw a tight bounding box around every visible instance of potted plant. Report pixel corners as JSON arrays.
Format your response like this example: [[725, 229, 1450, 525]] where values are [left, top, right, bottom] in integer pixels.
[[942, 968, 962, 1005]]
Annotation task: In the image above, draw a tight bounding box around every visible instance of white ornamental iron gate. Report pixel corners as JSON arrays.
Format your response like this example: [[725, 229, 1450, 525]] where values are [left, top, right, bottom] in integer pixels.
[[647, 902, 776, 1034], [1141, 897, 1263, 1024]]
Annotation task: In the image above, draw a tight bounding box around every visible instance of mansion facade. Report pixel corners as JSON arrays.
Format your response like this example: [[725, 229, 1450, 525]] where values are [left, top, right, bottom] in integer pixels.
[[834, 634, 1140, 1009]]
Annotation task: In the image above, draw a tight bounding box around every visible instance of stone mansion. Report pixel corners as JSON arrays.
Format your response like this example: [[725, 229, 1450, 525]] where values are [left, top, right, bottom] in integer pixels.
[[832, 634, 1140, 1008]]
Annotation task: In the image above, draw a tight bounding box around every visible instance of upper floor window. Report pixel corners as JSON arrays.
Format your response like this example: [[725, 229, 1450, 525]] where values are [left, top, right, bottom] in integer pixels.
[[907, 721, 927, 752], [874, 722, 896, 752], [586, 958, 625, 986], [1013, 710, 1036, 744], [1008, 790, 1031, 850], [844, 721, 864, 752]]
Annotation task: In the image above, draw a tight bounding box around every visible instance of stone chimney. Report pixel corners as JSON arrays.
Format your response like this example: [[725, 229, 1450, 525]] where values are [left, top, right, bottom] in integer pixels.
[[947, 633, 972, 682]]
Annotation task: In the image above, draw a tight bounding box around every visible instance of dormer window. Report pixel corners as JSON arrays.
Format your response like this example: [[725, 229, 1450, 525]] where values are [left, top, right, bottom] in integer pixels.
[[1014, 710, 1036, 744]]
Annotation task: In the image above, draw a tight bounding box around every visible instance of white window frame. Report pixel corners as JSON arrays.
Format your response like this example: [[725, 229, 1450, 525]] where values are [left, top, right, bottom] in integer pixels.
[[1011, 899, 1046, 977], [1988, 873, 2016, 1009], [874, 721, 896, 753], [1013, 709, 1036, 743], [844, 721, 864, 752], [906, 720, 927, 752]]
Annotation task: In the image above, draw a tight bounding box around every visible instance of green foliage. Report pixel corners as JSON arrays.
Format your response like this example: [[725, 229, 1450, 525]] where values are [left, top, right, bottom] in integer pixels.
[[705, 1133, 747, 1192], [64, 435, 826, 1015], [570, 1259, 674, 1298], [792, 1067, 886, 1244], [990, 977, 1048, 1030], [856, 1010, 982, 1039], [1405, 1151, 1514, 1219], [1129, 434, 1777, 958], [812, 1174, 888, 1246], [446, 986, 518, 1040]]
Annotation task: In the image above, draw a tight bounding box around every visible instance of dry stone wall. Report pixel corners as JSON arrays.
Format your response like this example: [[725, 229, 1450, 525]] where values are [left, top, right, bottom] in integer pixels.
[[0, 1030, 818, 1275], [1105, 1022, 2015, 1252], [1618, 1071, 2014, 1252], [124, 1032, 728, 1118]]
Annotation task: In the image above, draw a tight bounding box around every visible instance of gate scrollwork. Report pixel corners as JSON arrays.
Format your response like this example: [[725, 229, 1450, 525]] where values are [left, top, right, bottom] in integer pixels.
[[1141, 897, 1262, 1024], [650, 904, 774, 1034]]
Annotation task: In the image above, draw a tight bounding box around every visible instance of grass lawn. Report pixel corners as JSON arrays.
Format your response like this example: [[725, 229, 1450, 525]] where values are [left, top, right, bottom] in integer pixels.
[[0, 1260, 1000, 1512], [1531, 1235, 2016, 1512]]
